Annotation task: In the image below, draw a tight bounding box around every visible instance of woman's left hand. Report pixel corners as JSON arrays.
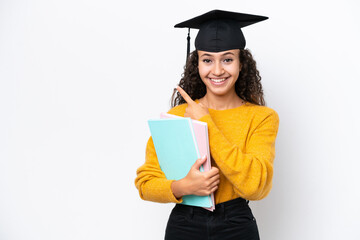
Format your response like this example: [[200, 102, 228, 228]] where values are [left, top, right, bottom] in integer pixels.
[[177, 86, 209, 120]]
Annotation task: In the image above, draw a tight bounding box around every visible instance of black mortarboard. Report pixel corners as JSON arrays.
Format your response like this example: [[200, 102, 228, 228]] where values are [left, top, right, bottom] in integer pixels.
[[174, 10, 268, 60]]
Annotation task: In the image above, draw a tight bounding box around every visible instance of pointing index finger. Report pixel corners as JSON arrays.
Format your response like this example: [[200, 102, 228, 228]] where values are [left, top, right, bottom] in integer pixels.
[[177, 86, 195, 105]]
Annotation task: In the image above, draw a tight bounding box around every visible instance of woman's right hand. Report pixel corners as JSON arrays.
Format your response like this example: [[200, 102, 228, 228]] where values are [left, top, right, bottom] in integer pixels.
[[171, 155, 220, 198]]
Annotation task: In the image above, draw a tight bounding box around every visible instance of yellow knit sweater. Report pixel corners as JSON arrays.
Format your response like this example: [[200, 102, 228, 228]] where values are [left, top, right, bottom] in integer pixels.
[[135, 101, 279, 204]]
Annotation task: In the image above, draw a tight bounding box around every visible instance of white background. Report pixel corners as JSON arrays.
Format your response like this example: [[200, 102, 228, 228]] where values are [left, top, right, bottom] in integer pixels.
[[1, 0, 360, 239]]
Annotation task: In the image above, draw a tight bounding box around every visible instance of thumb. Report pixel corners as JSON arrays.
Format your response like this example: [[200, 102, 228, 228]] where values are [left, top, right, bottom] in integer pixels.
[[192, 155, 207, 170]]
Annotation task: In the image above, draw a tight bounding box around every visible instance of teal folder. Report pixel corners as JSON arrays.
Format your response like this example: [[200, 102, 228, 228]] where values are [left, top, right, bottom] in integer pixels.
[[148, 118, 212, 208]]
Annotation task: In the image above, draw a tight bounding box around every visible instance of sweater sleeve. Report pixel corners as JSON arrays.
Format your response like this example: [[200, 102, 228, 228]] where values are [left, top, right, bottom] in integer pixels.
[[135, 104, 188, 203], [199, 110, 280, 200], [135, 137, 183, 204]]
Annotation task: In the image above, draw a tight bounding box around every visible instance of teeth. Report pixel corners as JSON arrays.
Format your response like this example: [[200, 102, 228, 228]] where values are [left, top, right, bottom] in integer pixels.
[[210, 78, 226, 83]]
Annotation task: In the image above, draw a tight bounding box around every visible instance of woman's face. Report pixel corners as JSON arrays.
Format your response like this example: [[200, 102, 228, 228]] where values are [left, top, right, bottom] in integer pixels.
[[198, 49, 241, 97]]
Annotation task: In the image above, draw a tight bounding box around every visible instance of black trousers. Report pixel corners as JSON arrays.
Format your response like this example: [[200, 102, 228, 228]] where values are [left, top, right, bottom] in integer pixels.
[[165, 198, 260, 240]]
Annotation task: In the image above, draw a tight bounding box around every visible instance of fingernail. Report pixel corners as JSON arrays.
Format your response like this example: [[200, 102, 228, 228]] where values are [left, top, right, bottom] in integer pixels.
[[202, 155, 206, 159]]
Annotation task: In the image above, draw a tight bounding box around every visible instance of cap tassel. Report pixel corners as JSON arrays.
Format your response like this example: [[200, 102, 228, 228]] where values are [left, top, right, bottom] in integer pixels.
[[186, 28, 190, 63]]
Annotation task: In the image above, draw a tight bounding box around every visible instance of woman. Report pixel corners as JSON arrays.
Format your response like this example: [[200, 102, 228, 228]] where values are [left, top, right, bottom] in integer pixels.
[[135, 10, 279, 240]]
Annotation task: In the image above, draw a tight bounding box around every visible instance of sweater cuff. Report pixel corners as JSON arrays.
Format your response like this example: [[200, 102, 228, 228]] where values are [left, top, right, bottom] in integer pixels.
[[198, 114, 214, 127]]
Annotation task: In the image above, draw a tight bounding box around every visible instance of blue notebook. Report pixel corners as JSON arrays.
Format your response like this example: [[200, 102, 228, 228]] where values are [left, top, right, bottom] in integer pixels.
[[148, 118, 212, 208]]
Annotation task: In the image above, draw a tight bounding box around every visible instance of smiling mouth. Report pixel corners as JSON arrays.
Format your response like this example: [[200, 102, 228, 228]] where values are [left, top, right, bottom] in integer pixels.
[[209, 78, 227, 83]]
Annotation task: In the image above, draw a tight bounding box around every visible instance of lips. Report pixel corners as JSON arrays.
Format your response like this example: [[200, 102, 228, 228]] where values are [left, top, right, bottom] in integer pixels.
[[209, 77, 228, 85]]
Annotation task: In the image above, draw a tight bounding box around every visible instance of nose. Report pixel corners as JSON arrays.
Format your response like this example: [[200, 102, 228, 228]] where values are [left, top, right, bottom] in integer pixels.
[[213, 61, 224, 76]]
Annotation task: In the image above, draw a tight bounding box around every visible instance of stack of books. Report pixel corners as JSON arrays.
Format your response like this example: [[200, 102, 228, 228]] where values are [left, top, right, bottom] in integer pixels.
[[148, 113, 215, 211]]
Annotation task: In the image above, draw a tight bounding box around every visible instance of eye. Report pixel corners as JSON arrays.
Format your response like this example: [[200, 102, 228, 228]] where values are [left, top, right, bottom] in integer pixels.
[[223, 58, 233, 63], [202, 59, 212, 63]]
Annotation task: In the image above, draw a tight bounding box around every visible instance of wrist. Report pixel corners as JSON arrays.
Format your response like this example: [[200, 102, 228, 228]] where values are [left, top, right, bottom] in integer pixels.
[[171, 178, 189, 198], [197, 109, 209, 120]]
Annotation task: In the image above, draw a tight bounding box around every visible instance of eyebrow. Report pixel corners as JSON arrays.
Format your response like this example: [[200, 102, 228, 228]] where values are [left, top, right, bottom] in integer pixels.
[[199, 52, 236, 57]]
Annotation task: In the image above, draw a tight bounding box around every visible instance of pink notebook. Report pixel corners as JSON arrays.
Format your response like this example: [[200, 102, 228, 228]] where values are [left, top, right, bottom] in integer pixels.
[[160, 113, 215, 211]]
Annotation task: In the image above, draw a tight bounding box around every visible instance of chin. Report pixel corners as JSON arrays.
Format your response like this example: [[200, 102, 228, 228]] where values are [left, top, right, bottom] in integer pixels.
[[206, 85, 235, 97], [207, 89, 232, 97]]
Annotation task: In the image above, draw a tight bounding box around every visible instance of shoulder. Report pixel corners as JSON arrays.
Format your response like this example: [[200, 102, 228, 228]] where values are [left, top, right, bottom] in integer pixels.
[[245, 103, 279, 130], [167, 103, 188, 117], [248, 103, 278, 119]]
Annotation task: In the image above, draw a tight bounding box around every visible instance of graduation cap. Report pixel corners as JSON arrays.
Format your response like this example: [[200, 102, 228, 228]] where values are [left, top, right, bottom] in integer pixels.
[[174, 9, 268, 61]]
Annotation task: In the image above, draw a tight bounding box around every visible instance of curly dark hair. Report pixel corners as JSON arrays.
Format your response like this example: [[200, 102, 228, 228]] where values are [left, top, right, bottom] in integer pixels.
[[171, 49, 266, 107]]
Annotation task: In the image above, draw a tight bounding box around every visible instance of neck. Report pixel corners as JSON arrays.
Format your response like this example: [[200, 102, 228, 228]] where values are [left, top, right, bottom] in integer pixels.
[[200, 90, 244, 110]]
